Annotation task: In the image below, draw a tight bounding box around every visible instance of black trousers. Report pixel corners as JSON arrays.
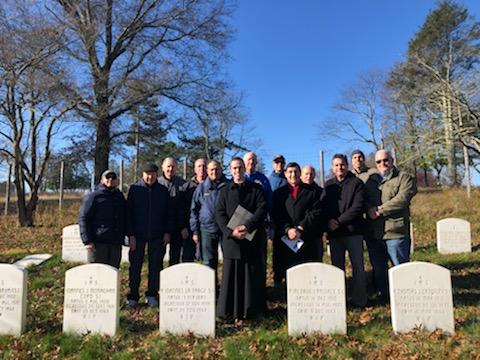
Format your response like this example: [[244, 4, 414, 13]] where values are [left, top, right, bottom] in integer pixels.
[[128, 237, 165, 301], [87, 243, 122, 269], [169, 230, 196, 265]]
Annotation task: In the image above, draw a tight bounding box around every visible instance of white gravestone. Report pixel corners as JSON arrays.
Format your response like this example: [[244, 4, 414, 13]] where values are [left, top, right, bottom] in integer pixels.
[[14, 254, 52, 270], [121, 245, 130, 263], [63, 264, 120, 336], [437, 218, 471, 254], [410, 223, 414, 254], [159, 263, 215, 337], [287, 263, 346, 336], [62, 224, 88, 263], [389, 262, 454, 334], [0, 264, 27, 336]]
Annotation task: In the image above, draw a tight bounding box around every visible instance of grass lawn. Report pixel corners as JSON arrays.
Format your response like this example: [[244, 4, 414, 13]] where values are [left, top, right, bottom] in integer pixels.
[[0, 189, 479, 359]]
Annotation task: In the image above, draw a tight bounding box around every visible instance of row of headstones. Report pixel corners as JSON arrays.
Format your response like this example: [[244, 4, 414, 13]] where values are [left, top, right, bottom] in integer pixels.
[[0, 261, 454, 337], [63, 217, 472, 264], [61, 224, 224, 263]]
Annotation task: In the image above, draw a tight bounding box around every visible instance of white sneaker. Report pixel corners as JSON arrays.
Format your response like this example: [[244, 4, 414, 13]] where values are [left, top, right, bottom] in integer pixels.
[[146, 296, 159, 307], [127, 299, 138, 308]]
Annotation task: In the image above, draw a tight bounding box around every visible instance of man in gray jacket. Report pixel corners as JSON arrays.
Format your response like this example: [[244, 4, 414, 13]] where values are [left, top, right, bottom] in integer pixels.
[[365, 149, 417, 302]]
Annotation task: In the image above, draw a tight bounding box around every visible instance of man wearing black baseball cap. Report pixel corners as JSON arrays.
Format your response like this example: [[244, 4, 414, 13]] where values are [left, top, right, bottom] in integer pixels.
[[79, 169, 127, 268], [126, 163, 173, 308]]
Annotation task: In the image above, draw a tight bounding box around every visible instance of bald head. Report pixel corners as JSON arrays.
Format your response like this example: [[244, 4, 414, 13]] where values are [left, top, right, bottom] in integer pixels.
[[162, 157, 177, 179], [194, 158, 207, 182], [243, 152, 257, 174], [375, 149, 393, 176], [301, 165, 316, 185]]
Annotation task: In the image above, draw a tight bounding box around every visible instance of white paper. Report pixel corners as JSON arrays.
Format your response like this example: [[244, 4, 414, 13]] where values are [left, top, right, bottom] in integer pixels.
[[281, 235, 304, 253]]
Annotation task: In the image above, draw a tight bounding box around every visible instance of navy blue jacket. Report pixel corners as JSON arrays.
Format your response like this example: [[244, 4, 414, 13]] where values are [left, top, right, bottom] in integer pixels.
[[78, 184, 127, 245], [190, 176, 228, 235], [245, 171, 273, 210], [127, 180, 173, 240]]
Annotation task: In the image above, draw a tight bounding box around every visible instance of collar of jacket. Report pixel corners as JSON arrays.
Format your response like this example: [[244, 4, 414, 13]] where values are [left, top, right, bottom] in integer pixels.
[[160, 174, 183, 185], [334, 171, 355, 184], [353, 165, 369, 175], [205, 176, 228, 190], [139, 179, 158, 188], [381, 166, 399, 182], [96, 183, 117, 192], [270, 171, 285, 178]]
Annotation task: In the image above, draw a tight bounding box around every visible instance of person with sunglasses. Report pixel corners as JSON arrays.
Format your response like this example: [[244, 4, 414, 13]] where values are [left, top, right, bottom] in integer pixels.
[[79, 169, 127, 269], [364, 149, 417, 304]]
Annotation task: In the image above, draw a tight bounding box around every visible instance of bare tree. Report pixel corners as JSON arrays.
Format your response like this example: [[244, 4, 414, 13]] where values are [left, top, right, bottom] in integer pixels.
[[321, 70, 386, 151], [49, 0, 235, 181], [0, 1, 75, 226]]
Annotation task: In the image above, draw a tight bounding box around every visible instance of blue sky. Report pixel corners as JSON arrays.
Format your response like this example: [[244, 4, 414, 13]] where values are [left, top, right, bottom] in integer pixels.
[[227, 0, 480, 180]]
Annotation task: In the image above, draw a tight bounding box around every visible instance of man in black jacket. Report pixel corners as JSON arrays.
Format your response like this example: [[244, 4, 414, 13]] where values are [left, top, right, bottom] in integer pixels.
[[158, 157, 190, 265], [215, 157, 267, 321], [272, 162, 324, 286], [324, 154, 367, 308], [127, 163, 172, 308], [183, 158, 207, 260], [79, 170, 126, 269]]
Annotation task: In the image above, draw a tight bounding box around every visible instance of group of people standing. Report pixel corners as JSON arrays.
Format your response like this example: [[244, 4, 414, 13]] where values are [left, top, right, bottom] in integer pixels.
[[78, 148, 417, 322]]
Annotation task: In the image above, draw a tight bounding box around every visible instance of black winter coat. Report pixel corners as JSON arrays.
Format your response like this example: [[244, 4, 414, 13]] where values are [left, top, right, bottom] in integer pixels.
[[272, 182, 324, 260], [215, 181, 267, 260], [127, 180, 173, 240], [323, 171, 365, 237], [78, 184, 127, 245], [158, 175, 188, 231]]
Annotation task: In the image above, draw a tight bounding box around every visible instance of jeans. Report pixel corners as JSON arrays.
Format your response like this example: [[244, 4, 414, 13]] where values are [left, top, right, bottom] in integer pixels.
[[200, 228, 221, 271], [366, 236, 410, 300], [128, 237, 166, 301], [330, 235, 367, 307], [385, 237, 411, 265]]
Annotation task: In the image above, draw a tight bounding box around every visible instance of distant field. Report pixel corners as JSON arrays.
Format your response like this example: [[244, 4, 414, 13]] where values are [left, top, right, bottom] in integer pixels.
[[0, 188, 479, 359]]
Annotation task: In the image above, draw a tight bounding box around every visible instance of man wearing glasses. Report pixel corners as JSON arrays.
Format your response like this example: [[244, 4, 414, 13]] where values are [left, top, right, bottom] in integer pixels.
[[364, 149, 417, 303], [79, 170, 127, 269]]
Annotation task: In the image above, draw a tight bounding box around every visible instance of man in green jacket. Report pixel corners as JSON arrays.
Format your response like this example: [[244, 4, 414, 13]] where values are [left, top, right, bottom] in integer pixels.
[[364, 149, 417, 303]]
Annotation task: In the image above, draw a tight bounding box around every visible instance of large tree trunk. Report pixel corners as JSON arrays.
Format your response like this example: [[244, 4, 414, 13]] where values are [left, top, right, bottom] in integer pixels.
[[94, 118, 111, 183], [14, 163, 34, 227]]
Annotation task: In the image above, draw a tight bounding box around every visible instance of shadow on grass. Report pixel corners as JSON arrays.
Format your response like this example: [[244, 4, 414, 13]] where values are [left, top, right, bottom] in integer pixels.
[[120, 315, 157, 335], [451, 272, 480, 306]]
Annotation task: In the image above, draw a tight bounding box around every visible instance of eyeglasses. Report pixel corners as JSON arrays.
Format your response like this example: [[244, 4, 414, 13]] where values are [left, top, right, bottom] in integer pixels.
[[375, 158, 389, 164], [105, 174, 117, 180]]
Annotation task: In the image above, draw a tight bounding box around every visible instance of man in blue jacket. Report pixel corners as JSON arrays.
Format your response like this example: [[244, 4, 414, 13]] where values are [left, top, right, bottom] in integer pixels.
[[268, 154, 287, 192], [126, 163, 173, 308], [79, 169, 126, 269], [190, 160, 228, 273]]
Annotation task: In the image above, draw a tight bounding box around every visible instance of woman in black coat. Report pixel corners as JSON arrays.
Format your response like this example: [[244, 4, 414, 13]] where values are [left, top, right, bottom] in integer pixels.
[[271, 162, 324, 284]]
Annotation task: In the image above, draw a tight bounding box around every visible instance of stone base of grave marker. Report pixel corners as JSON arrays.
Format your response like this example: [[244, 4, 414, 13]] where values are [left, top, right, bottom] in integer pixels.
[[0, 264, 27, 336], [63, 264, 120, 336], [389, 261, 454, 334], [437, 218, 471, 254], [287, 262, 346, 336], [159, 263, 215, 337]]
